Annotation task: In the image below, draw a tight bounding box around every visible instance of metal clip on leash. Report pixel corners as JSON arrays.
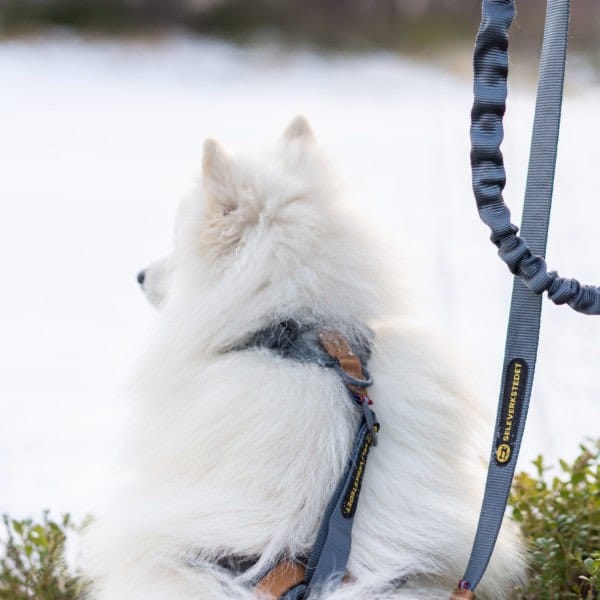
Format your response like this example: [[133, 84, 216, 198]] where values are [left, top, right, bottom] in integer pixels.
[[453, 0, 600, 598]]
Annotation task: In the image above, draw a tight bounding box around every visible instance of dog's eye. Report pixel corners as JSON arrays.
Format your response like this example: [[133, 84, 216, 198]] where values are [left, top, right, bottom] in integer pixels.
[[223, 208, 232, 216]]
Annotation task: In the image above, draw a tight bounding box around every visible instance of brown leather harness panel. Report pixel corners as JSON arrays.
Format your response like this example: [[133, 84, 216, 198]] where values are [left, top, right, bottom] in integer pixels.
[[319, 330, 369, 396], [450, 589, 476, 599], [255, 561, 306, 598]]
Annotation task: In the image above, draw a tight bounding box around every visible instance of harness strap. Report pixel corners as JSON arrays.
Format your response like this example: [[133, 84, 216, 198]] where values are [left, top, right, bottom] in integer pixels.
[[450, 591, 475, 600], [453, 0, 573, 595], [320, 332, 367, 391], [255, 562, 306, 599], [252, 329, 378, 600]]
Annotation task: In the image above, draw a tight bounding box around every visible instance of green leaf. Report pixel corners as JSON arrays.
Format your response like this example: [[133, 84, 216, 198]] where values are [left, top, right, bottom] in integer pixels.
[[11, 520, 24, 537], [584, 557, 595, 574]]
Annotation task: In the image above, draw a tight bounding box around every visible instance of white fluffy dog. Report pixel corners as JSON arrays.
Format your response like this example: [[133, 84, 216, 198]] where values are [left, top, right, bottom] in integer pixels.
[[83, 117, 526, 599]]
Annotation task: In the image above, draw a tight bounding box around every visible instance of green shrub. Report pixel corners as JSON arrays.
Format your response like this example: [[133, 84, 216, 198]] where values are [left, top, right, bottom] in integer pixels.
[[510, 442, 600, 599], [0, 512, 89, 600], [1, 444, 599, 599]]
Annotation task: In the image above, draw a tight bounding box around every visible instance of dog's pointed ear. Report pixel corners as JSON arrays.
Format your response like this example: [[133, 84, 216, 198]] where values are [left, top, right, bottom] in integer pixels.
[[283, 115, 314, 143], [203, 138, 230, 182], [202, 138, 237, 214]]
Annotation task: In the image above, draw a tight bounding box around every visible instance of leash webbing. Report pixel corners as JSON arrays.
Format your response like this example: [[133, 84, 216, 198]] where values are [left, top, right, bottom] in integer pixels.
[[457, 0, 574, 593]]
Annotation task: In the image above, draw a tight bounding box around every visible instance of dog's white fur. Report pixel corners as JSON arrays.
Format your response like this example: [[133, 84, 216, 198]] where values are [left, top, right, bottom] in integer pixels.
[[83, 117, 526, 599]]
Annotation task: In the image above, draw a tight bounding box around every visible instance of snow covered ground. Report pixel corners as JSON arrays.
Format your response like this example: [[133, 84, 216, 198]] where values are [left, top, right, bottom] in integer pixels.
[[1, 34, 599, 519]]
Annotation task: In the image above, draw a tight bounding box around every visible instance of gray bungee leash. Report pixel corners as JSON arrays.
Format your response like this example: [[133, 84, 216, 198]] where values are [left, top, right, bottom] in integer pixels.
[[454, 0, 599, 597]]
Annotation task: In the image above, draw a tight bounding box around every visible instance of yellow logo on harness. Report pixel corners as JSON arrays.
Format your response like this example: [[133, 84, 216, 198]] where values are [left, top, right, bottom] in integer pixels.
[[496, 443, 511, 464], [342, 424, 379, 518]]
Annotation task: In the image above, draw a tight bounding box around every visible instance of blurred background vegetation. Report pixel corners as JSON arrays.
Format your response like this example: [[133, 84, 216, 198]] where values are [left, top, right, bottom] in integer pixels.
[[2, 443, 598, 599], [0, 0, 599, 59]]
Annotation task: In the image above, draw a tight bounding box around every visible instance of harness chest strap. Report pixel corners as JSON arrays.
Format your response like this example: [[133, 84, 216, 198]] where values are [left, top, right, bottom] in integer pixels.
[[252, 329, 377, 599]]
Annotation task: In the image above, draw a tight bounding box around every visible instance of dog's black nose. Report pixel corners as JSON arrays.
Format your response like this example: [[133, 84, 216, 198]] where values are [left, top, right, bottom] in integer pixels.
[[137, 270, 146, 286]]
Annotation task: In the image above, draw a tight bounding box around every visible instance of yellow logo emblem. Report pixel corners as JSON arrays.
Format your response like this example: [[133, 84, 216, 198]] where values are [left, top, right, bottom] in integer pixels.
[[496, 443, 511, 463]]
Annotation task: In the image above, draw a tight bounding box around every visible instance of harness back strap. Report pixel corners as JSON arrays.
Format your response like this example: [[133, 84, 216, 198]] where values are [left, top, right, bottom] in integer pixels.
[[253, 329, 378, 600], [453, 0, 574, 596]]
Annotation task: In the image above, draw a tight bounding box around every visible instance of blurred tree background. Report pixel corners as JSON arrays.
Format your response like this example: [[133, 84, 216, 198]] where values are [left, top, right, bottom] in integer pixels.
[[1, 0, 599, 57]]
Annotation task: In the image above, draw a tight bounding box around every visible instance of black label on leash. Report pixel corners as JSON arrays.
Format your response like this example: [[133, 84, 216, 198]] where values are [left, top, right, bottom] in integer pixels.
[[494, 358, 528, 466], [342, 425, 378, 518]]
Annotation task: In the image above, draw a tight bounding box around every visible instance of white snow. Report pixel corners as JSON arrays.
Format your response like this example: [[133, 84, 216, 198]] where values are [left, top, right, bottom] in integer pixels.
[[0, 34, 599, 519]]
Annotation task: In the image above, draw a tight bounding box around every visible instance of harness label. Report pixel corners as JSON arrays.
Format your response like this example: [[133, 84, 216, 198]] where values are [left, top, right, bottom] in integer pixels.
[[494, 358, 528, 466], [342, 424, 378, 518]]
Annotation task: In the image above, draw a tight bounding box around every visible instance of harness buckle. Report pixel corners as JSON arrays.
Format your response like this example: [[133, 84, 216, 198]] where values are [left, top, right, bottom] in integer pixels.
[[336, 366, 373, 389]]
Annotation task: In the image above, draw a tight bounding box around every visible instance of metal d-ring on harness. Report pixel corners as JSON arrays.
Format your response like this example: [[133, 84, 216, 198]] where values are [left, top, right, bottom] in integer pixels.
[[245, 321, 379, 600], [452, 1, 600, 598]]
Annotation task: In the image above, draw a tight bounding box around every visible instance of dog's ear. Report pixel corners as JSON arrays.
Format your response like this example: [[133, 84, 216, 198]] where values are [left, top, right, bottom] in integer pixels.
[[283, 115, 314, 143], [203, 138, 230, 182], [202, 138, 237, 215]]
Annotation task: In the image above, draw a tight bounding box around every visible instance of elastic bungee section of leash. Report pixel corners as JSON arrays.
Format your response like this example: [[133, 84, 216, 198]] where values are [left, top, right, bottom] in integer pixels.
[[452, 1, 600, 598]]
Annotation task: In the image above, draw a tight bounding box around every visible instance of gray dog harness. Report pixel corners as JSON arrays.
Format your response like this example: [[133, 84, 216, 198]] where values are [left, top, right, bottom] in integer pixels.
[[228, 319, 379, 599]]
